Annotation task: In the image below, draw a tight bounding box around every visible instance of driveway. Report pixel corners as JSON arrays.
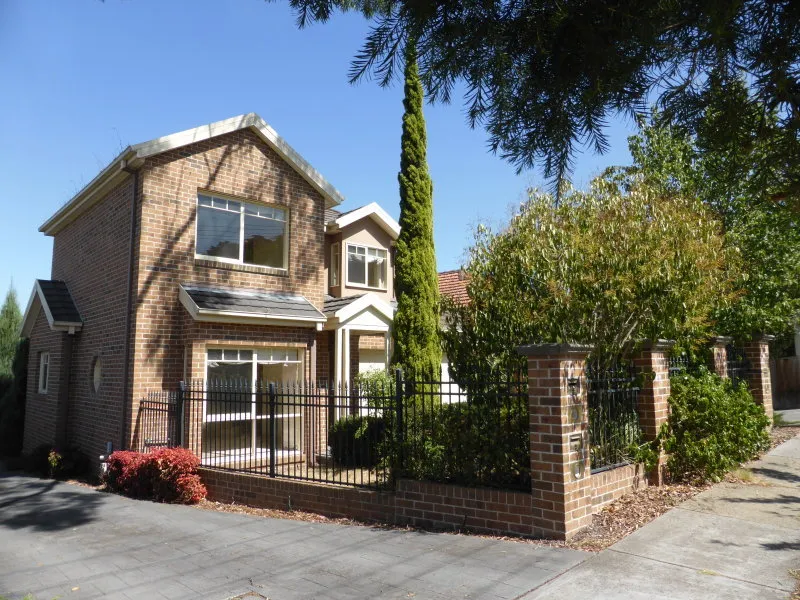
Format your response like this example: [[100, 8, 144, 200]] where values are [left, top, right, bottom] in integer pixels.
[[0, 475, 586, 600]]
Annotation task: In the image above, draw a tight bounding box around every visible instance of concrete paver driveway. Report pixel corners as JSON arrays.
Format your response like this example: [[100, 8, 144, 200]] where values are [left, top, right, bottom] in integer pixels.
[[0, 475, 587, 600]]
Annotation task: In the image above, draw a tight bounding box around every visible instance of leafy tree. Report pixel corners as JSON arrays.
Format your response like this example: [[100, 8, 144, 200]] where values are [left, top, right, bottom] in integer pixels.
[[0, 287, 22, 378], [279, 0, 800, 199], [441, 176, 730, 379], [391, 43, 440, 380], [625, 91, 800, 343]]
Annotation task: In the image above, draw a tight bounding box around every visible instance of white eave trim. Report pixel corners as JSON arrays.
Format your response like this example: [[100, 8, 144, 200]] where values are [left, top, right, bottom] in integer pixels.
[[179, 286, 326, 331], [20, 281, 83, 337], [41, 113, 345, 236], [327, 293, 395, 327], [326, 202, 400, 239]]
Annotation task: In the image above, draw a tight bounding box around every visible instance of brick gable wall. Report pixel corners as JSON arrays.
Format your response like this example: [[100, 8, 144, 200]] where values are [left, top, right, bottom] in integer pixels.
[[126, 129, 327, 447]]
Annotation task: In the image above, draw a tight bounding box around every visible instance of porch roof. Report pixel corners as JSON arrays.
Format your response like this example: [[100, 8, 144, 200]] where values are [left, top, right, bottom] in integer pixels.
[[20, 279, 83, 337], [179, 284, 326, 328]]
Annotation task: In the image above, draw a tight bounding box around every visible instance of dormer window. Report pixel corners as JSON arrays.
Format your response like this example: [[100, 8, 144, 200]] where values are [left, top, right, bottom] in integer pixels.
[[347, 243, 387, 290], [195, 193, 288, 270]]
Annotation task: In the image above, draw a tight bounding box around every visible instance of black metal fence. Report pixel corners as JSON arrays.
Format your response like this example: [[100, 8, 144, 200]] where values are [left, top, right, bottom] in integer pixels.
[[587, 361, 642, 472], [135, 370, 528, 491], [668, 354, 692, 378], [726, 345, 750, 386]]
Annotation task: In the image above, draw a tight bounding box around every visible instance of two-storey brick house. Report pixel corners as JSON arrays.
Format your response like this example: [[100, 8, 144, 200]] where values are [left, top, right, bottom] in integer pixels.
[[20, 113, 400, 460]]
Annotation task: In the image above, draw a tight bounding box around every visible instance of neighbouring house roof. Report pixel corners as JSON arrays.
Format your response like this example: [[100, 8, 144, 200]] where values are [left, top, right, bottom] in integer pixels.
[[20, 280, 83, 337], [325, 202, 400, 239], [438, 270, 470, 305], [40, 113, 346, 236], [179, 284, 326, 329]]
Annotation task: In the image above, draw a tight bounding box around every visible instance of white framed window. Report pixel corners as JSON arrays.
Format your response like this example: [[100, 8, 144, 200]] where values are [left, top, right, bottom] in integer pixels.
[[195, 193, 288, 270], [346, 243, 388, 290], [202, 348, 304, 464], [38, 352, 50, 394], [330, 242, 341, 287]]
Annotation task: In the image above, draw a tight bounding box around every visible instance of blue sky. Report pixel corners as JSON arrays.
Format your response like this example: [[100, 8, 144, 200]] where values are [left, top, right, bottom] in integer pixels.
[[0, 0, 637, 305]]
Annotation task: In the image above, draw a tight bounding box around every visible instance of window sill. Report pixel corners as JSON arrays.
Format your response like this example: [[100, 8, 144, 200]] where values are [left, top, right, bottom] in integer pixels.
[[195, 257, 288, 277], [345, 282, 388, 292]]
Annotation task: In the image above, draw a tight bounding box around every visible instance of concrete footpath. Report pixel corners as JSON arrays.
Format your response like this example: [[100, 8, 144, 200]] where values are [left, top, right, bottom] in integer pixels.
[[526, 433, 800, 599]]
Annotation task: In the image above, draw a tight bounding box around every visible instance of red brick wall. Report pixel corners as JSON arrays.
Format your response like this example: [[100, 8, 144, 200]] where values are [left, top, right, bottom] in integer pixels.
[[23, 311, 63, 453], [126, 129, 328, 447], [591, 463, 649, 510], [38, 177, 136, 457]]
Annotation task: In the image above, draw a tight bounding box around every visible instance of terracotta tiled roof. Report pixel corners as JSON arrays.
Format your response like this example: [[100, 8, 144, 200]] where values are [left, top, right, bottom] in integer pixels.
[[438, 270, 470, 304]]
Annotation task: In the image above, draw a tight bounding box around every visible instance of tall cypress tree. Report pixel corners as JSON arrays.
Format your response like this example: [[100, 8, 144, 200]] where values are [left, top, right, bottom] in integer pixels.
[[0, 286, 22, 378], [392, 42, 440, 381]]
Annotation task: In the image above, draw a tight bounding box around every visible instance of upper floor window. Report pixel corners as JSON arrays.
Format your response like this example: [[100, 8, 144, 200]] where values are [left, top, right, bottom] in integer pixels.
[[330, 243, 341, 287], [195, 194, 288, 270], [38, 352, 50, 394], [347, 243, 387, 290]]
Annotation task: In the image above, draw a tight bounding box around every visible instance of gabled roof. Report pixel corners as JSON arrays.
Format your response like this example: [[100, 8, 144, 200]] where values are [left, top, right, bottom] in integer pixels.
[[40, 113, 346, 236], [326, 202, 400, 239], [20, 280, 83, 337], [179, 284, 326, 329], [438, 270, 470, 305], [323, 293, 395, 325]]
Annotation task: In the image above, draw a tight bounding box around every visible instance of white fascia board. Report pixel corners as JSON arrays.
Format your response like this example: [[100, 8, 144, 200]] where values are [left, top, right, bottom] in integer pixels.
[[335, 293, 395, 323], [327, 202, 401, 239], [179, 286, 325, 329], [41, 113, 346, 236]]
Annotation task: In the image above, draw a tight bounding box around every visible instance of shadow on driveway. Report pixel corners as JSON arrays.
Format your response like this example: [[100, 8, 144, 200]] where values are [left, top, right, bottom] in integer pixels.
[[0, 474, 102, 532]]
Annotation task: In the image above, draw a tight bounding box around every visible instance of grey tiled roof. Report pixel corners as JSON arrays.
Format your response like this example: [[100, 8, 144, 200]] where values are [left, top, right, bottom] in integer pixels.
[[182, 285, 326, 322], [37, 280, 82, 324], [324, 208, 342, 224], [323, 294, 364, 316]]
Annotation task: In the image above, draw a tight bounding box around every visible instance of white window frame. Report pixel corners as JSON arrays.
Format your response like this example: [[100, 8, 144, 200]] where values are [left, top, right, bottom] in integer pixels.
[[38, 352, 50, 394], [330, 242, 341, 287], [345, 243, 388, 291], [202, 348, 304, 464], [194, 193, 289, 271]]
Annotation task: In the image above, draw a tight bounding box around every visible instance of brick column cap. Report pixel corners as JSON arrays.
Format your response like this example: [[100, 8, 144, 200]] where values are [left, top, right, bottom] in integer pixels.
[[635, 339, 675, 351], [517, 343, 593, 357], [711, 335, 733, 346], [750, 334, 775, 343]]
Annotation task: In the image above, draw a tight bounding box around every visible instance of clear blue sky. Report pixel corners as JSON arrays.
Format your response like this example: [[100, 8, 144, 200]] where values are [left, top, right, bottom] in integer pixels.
[[0, 0, 637, 305]]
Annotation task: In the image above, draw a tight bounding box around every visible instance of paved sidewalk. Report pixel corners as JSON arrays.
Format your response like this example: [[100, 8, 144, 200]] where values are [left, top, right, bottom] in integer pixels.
[[0, 475, 586, 600], [525, 434, 800, 599]]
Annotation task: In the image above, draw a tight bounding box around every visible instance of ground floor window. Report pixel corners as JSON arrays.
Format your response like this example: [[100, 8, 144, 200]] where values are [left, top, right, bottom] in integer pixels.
[[38, 352, 50, 394], [202, 347, 303, 463]]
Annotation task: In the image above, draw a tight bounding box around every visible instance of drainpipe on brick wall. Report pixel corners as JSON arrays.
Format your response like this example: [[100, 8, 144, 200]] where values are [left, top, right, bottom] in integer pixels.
[[119, 166, 140, 451]]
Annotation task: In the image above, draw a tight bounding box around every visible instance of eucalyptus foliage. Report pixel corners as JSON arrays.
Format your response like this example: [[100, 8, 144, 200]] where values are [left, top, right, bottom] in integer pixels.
[[626, 91, 800, 344], [442, 177, 729, 377], [279, 0, 800, 200]]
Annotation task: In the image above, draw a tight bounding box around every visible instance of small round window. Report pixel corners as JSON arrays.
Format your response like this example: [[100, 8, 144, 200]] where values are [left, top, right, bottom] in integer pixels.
[[92, 357, 102, 393]]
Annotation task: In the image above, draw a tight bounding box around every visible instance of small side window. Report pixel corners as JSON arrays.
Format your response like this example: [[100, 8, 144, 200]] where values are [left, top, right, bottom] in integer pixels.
[[92, 357, 103, 394], [38, 352, 50, 394]]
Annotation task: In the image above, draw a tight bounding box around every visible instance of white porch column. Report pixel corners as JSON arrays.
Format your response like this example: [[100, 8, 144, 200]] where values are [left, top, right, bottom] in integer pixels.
[[334, 327, 343, 389], [384, 330, 392, 370], [343, 327, 351, 391]]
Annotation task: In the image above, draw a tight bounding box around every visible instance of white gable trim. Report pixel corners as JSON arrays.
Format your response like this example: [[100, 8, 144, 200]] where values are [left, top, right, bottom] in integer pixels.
[[40, 113, 345, 235], [326, 293, 395, 329], [20, 281, 83, 338], [327, 202, 400, 239]]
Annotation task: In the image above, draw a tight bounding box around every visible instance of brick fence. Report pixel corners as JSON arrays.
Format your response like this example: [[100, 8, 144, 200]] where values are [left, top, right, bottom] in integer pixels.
[[199, 335, 773, 540]]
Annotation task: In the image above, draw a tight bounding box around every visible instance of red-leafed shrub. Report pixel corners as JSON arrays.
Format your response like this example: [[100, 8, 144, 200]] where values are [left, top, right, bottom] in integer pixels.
[[104, 448, 206, 504]]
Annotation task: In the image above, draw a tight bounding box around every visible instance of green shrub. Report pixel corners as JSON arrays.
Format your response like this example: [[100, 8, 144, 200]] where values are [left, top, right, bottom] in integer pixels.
[[662, 368, 770, 482], [328, 415, 386, 468]]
